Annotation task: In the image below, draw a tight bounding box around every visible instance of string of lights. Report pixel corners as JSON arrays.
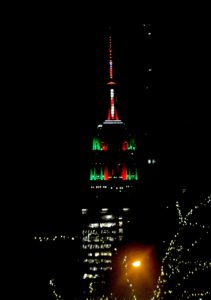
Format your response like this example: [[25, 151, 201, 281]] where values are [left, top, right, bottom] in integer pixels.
[[123, 255, 138, 300], [151, 194, 211, 299], [33, 235, 76, 242], [49, 279, 64, 300]]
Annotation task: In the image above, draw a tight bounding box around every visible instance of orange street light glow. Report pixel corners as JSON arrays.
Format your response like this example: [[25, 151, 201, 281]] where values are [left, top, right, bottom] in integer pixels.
[[132, 260, 141, 267]]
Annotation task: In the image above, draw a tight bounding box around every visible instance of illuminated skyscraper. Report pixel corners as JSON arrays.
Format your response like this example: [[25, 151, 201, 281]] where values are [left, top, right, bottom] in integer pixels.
[[81, 31, 139, 299], [89, 35, 138, 194]]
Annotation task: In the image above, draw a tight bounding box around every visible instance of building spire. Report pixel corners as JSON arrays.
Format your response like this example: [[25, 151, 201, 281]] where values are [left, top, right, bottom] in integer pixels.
[[108, 34, 113, 80], [106, 30, 119, 121]]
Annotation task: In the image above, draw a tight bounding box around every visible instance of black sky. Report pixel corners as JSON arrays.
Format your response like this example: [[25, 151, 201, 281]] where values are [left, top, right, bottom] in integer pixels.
[[10, 10, 210, 233], [7, 8, 211, 300]]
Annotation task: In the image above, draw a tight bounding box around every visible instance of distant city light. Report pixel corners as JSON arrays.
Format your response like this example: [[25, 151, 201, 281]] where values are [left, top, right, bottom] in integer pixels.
[[148, 159, 156, 164]]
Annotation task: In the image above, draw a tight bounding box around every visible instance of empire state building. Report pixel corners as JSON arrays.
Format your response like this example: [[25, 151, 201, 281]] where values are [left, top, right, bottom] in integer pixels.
[[80, 31, 139, 299]]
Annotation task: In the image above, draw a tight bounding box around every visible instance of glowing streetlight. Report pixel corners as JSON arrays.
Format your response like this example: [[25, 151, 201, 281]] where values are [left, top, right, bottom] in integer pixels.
[[132, 260, 142, 268], [112, 244, 159, 299]]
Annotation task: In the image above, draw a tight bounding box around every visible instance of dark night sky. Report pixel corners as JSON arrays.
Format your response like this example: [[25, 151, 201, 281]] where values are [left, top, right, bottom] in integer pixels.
[[10, 9, 210, 233], [7, 8, 211, 299]]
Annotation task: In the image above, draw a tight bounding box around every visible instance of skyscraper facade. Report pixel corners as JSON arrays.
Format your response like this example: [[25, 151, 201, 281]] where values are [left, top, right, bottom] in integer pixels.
[[80, 31, 139, 299]]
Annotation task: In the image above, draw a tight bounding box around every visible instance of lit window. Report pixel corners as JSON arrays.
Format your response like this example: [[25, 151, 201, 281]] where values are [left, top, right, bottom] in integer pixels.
[[82, 208, 88, 214]]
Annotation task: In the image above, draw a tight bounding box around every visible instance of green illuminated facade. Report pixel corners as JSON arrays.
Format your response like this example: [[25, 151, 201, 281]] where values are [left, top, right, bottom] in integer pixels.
[[89, 120, 139, 192]]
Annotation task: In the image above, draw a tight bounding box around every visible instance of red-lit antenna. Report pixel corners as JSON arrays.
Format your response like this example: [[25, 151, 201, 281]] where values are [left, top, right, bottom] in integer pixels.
[[108, 35, 113, 80], [107, 31, 119, 121]]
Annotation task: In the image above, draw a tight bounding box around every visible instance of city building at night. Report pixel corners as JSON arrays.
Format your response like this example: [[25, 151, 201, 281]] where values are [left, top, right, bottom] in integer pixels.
[[29, 19, 211, 299], [80, 32, 139, 299]]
